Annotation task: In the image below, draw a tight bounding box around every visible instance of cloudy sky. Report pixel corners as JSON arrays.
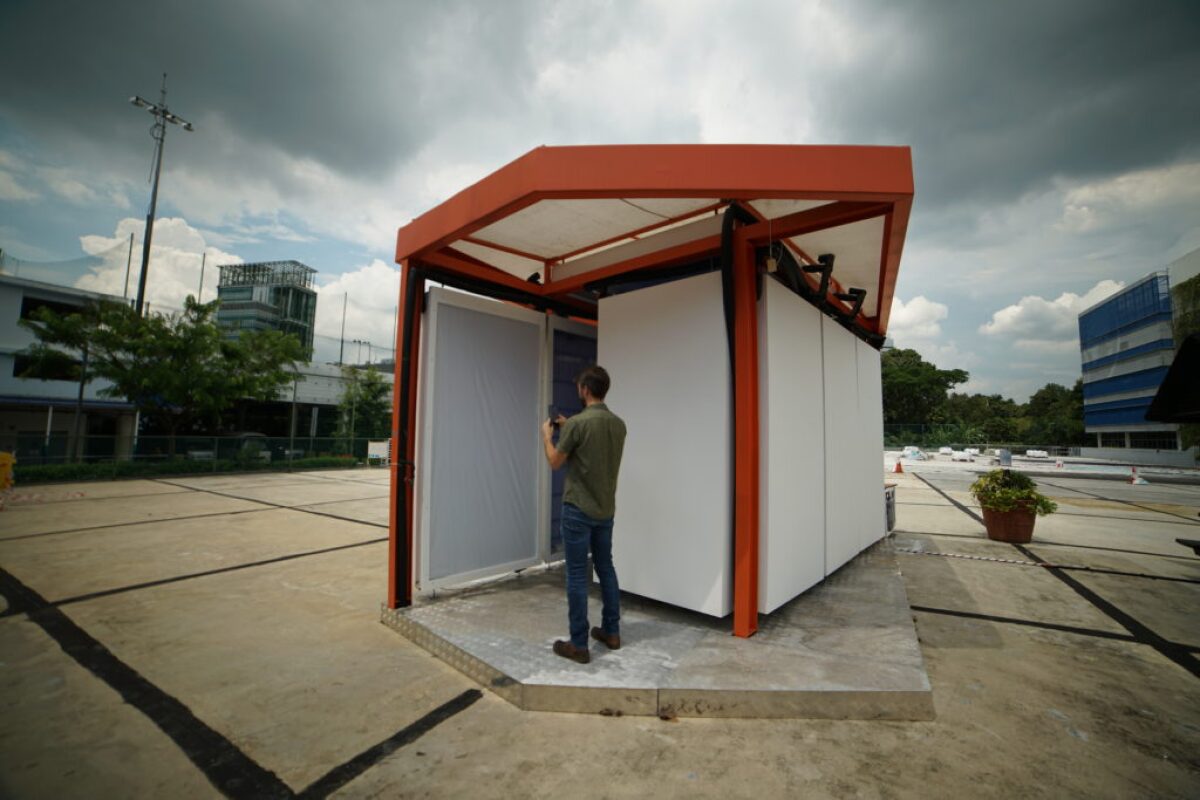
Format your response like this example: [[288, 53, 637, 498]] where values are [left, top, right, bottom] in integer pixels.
[[1, 0, 1198, 397]]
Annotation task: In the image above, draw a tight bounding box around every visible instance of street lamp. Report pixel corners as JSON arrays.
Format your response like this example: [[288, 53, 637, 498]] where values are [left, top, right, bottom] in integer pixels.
[[129, 73, 193, 316]]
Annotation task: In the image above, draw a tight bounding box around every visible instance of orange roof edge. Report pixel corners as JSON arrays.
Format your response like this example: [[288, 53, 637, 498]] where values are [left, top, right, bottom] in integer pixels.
[[395, 144, 914, 263]]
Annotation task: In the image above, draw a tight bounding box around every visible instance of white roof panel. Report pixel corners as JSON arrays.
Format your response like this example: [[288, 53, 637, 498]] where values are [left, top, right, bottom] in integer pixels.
[[789, 215, 885, 317], [748, 199, 832, 220], [450, 239, 544, 280], [471, 198, 715, 259]]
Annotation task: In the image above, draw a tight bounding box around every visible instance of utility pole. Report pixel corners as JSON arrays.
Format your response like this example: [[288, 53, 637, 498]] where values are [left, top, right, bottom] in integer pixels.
[[197, 251, 207, 302], [338, 293, 348, 364], [123, 232, 134, 300], [129, 73, 193, 316]]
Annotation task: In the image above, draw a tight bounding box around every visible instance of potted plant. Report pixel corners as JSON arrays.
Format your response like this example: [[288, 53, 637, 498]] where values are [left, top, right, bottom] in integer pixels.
[[969, 469, 1057, 543]]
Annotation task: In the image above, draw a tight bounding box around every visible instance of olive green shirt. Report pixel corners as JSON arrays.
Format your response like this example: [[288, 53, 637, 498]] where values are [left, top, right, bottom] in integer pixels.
[[556, 402, 626, 520]]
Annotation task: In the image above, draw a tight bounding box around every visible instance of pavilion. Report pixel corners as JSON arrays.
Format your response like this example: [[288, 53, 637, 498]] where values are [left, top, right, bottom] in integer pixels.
[[388, 144, 914, 638]]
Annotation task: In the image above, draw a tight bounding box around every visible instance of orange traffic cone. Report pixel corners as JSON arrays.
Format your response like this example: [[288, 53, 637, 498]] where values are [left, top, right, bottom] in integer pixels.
[[893, 460, 904, 474]]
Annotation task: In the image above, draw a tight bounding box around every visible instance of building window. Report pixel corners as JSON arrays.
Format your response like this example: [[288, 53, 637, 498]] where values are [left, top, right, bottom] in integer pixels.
[[1100, 432, 1125, 448], [20, 295, 81, 321], [219, 286, 253, 302], [12, 354, 80, 382], [1129, 431, 1178, 450]]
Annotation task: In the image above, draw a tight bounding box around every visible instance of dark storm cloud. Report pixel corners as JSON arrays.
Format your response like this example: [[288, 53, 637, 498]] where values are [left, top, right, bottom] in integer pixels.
[[820, 0, 1200, 209], [0, 0, 540, 177], [3, 0, 1198, 256], [6, 0, 1195, 210]]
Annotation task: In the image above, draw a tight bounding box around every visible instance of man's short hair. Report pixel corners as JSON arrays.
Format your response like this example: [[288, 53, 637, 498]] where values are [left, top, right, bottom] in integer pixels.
[[576, 365, 611, 400]]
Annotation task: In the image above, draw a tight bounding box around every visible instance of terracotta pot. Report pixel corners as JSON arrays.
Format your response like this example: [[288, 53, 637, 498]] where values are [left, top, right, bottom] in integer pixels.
[[981, 506, 1036, 543]]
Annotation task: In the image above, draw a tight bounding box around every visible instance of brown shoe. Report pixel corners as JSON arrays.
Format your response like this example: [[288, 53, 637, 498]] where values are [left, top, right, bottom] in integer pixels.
[[591, 627, 621, 650], [553, 640, 590, 664]]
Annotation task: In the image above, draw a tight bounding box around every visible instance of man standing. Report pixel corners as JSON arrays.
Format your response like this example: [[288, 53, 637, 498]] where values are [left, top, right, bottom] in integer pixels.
[[541, 365, 627, 665]]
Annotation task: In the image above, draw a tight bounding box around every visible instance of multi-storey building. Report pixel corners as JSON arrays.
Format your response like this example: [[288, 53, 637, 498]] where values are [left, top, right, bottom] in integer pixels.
[[1, 265, 387, 463], [215, 260, 317, 358], [0, 273, 137, 461], [1077, 249, 1200, 465]]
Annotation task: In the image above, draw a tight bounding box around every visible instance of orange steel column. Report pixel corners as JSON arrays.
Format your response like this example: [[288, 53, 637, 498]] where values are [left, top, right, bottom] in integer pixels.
[[388, 261, 423, 608], [731, 234, 760, 637]]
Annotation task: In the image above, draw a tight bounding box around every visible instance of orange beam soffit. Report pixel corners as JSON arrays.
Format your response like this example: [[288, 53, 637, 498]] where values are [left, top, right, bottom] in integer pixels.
[[874, 196, 912, 334], [740, 201, 891, 245]]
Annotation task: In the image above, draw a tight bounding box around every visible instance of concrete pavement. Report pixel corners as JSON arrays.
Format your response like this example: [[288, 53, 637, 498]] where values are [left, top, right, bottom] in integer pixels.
[[1, 466, 1198, 798]]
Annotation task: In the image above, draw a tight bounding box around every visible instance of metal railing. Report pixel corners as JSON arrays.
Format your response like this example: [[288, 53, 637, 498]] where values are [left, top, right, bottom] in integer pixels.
[[4, 434, 390, 483], [883, 424, 1078, 456]]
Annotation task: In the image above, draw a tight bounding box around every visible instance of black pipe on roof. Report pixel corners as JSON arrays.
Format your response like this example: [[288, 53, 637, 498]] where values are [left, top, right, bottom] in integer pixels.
[[420, 264, 596, 320], [393, 265, 425, 608], [582, 257, 718, 297]]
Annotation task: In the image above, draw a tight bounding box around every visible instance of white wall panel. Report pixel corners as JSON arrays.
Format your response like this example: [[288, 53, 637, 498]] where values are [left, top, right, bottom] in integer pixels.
[[822, 316, 861, 574], [598, 271, 732, 617], [415, 289, 546, 590], [856, 338, 886, 549], [758, 279, 826, 614]]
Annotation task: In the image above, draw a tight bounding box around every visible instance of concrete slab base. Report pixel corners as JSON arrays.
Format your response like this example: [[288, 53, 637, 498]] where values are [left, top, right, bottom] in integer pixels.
[[381, 544, 934, 720]]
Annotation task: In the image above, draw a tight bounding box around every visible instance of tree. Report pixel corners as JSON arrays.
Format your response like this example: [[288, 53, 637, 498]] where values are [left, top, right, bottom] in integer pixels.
[[880, 348, 969, 425], [1022, 380, 1085, 446], [19, 301, 106, 461], [942, 392, 1020, 442], [21, 296, 305, 456], [335, 366, 391, 454]]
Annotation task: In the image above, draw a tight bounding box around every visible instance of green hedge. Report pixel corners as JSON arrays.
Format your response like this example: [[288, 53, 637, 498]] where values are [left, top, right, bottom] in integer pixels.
[[13, 456, 360, 485]]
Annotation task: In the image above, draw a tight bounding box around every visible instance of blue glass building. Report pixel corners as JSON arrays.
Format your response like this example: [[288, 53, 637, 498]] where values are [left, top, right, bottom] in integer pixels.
[[1077, 273, 1179, 451]]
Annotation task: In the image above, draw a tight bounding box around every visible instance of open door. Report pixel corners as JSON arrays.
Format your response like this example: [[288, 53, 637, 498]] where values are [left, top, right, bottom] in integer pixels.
[[415, 288, 547, 591], [547, 317, 598, 556]]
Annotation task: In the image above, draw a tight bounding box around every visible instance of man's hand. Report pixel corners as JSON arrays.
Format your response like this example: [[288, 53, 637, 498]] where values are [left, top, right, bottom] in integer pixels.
[[542, 417, 568, 470], [555, 414, 568, 427]]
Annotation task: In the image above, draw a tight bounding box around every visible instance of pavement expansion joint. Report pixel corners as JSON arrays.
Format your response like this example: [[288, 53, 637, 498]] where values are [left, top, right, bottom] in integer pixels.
[[381, 545, 934, 720]]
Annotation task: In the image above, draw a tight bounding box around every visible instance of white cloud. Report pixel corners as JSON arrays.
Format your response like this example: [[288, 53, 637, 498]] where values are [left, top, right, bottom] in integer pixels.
[[978, 279, 1124, 347], [74, 217, 241, 311], [884, 295, 975, 369], [928, 342, 978, 368], [66, 217, 399, 364], [0, 150, 39, 201], [311, 259, 401, 364], [888, 295, 948, 340], [0, 169, 38, 201], [526, 0, 863, 146], [1056, 162, 1200, 234], [40, 167, 99, 205]]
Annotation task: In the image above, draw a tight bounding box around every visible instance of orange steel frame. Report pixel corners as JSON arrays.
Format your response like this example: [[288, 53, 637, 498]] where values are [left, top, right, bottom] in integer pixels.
[[388, 144, 913, 638]]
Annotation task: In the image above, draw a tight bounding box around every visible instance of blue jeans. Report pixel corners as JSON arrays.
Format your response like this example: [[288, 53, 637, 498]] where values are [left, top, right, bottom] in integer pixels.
[[561, 503, 620, 649]]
